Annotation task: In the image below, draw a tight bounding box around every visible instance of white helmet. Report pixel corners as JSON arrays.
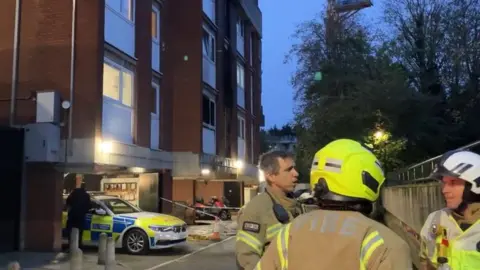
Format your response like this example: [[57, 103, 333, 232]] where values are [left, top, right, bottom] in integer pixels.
[[431, 150, 480, 196]]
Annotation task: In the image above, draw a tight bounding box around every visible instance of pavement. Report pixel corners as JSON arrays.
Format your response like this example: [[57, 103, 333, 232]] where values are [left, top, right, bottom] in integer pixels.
[[0, 222, 238, 270]]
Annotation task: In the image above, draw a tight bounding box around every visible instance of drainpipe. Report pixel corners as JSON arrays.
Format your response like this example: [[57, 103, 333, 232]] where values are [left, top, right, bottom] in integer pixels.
[[9, 0, 22, 127], [68, 0, 77, 150]]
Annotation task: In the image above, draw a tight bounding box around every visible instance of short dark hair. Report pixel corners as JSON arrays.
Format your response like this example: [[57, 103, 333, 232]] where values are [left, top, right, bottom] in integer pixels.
[[259, 150, 294, 175]]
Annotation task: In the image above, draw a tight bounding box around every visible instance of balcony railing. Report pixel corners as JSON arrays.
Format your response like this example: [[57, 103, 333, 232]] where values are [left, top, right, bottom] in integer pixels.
[[238, 0, 262, 35], [393, 140, 480, 183]]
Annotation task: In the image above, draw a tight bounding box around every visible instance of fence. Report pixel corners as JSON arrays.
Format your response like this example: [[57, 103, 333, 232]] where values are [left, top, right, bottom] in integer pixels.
[[393, 140, 480, 183]]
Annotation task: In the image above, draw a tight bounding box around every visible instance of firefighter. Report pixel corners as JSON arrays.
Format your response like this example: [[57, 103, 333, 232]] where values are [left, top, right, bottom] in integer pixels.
[[235, 150, 303, 270], [419, 150, 480, 270], [254, 139, 412, 270]]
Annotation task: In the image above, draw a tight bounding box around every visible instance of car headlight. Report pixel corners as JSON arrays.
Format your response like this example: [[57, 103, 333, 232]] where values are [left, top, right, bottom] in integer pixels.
[[149, 225, 173, 232]]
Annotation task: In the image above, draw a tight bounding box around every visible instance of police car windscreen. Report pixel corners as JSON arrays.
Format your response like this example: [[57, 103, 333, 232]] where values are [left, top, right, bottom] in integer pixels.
[[102, 198, 140, 214]]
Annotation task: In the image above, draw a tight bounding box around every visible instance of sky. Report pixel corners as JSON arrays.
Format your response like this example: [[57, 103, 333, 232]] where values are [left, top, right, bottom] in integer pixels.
[[259, 0, 384, 129]]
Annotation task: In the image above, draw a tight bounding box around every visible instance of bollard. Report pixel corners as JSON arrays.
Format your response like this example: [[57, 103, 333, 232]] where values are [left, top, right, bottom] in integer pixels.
[[70, 248, 83, 270], [105, 237, 116, 270], [97, 232, 107, 265], [70, 227, 79, 251], [7, 261, 20, 270]]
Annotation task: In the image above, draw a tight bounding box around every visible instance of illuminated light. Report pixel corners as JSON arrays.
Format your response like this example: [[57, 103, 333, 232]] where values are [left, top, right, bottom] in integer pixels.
[[99, 140, 113, 153], [258, 169, 265, 183], [374, 131, 384, 140], [130, 167, 146, 173], [201, 168, 211, 176], [234, 160, 244, 169]]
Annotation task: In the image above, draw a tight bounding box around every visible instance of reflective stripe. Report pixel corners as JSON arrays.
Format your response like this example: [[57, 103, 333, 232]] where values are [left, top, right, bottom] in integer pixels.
[[276, 223, 291, 270], [360, 231, 384, 268], [236, 230, 263, 255], [267, 223, 283, 240]]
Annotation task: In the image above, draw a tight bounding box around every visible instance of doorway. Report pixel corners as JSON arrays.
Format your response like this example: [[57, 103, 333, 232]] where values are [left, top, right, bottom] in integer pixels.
[[0, 127, 24, 252]]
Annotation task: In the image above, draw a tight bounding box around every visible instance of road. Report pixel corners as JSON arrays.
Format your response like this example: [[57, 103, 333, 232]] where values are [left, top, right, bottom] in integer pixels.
[[0, 237, 237, 270], [149, 237, 236, 270]]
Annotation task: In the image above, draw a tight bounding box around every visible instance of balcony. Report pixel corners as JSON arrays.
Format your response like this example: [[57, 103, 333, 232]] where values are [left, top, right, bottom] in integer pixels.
[[202, 56, 216, 88], [170, 152, 259, 183], [104, 4, 135, 57], [238, 0, 262, 35]]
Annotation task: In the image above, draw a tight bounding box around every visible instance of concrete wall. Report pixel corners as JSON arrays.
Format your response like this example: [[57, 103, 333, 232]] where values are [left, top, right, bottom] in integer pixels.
[[382, 183, 445, 269], [382, 183, 445, 232]]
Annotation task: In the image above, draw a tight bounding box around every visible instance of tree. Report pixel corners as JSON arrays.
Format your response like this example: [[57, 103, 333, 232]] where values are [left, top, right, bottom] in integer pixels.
[[287, 12, 421, 176]]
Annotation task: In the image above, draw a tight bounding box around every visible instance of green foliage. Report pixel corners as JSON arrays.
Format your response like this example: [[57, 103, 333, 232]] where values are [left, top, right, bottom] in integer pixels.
[[287, 0, 480, 178]]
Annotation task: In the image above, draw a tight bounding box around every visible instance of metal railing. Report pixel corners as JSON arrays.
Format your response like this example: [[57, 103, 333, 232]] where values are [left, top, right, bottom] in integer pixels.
[[394, 140, 480, 183]]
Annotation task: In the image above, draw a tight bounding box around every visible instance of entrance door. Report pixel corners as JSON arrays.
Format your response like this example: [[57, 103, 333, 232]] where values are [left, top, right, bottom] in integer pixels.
[[0, 127, 24, 252], [223, 181, 241, 208]]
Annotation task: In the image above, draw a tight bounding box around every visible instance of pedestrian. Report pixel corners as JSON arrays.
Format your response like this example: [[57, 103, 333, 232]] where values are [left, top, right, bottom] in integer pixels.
[[66, 180, 91, 250], [254, 139, 412, 270], [235, 150, 303, 270], [419, 150, 480, 270]]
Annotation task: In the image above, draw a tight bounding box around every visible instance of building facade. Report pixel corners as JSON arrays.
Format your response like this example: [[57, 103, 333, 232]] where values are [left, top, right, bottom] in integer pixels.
[[0, 0, 262, 251]]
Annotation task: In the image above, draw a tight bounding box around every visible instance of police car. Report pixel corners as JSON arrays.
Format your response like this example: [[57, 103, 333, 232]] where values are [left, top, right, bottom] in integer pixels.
[[62, 193, 188, 255]]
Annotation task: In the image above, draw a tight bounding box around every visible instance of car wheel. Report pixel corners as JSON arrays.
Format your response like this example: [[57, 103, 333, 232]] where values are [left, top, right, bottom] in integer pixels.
[[219, 210, 229, 221], [124, 229, 149, 255]]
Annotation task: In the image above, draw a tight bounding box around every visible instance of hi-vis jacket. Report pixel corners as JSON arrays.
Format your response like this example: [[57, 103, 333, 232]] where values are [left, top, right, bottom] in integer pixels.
[[254, 209, 412, 270], [235, 186, 303, 270], [419, 208, 480, 270]]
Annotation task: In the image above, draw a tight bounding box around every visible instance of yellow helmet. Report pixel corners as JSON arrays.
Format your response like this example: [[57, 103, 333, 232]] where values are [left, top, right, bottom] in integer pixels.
[[310, 139, 385, 202]]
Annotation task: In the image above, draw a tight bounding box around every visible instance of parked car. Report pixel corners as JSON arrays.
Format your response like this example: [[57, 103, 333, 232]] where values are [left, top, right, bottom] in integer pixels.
[[62, 193, 188, 255]]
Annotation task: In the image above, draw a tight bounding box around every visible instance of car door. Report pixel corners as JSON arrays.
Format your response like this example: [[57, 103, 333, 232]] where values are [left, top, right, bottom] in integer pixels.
[[89, 201, 114, 244]]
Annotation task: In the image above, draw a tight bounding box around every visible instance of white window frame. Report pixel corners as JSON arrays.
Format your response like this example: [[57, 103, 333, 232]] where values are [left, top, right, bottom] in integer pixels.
[[237, 115, 245, 139], [203, 91, 216, 129], [237, 62, 245, 89], [237, 18, 244, 38], [152, 4, 160, 43], [103, 58, 135, 108], [203, 26, 215, 63], [120, 0, 135, 21]]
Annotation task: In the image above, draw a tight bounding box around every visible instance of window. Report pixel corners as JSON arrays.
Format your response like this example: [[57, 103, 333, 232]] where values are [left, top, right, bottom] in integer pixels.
[[203, 94, 215, 127], [103, 64, 120, 100], [101, 198, 140, 215], [237, 18, 244, 38], [152, 84, 159, 115], [237, 62, 245, 89], [250, 74, 254, 114], [103, 61, 134, 107], [238, 116, 245, 139], [203, 28, 215, 62], [120, 0, 134, 21], [151, 7, 160, 42], [251, 123, 254, 160], [250, 33, 253, 64]]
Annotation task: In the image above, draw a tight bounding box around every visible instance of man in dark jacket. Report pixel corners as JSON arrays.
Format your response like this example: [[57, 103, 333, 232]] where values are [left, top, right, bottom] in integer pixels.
[[66, 181, 91, 249]]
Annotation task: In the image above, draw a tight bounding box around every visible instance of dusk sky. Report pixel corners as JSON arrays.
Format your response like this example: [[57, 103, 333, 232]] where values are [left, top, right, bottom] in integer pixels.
[[259, 0, 384, 128]]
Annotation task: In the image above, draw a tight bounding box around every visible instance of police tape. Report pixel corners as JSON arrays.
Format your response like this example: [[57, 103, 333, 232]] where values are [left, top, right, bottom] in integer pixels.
[[158, 197, 241, 220]]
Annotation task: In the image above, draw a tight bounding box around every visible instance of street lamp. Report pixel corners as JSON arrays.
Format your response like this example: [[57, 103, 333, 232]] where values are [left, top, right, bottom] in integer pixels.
[[374, 130, 384, 140]]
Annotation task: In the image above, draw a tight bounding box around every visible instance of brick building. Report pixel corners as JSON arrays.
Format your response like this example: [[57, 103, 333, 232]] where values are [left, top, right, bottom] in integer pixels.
[[0, 0, 263, 252]]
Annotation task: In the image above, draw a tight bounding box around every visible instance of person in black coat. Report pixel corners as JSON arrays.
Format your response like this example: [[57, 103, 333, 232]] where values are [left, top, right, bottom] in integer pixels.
[[65, 182, 91, 249]]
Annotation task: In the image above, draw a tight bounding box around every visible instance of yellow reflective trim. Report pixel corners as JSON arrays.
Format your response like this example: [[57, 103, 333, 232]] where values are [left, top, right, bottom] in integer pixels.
[[267, 223, 283, 240], [236, 230, 263, 255], [82, 230, 91, 241], [276, 223, 291, 270], [254, 261, 262, 270], [360, 231, 384, 267]]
